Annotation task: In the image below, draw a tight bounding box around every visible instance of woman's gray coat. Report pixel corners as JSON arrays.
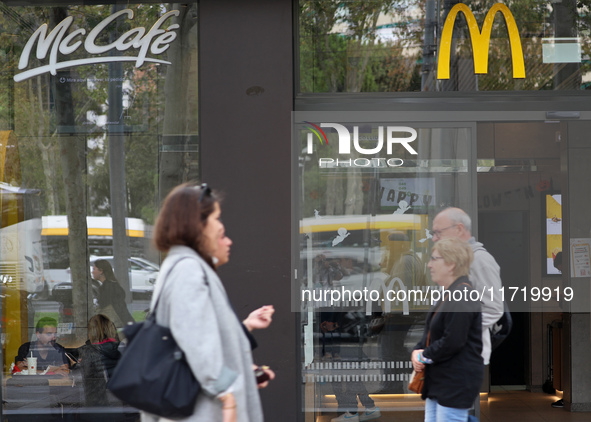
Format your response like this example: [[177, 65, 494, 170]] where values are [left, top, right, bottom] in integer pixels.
[[141, 245, 263, 422]]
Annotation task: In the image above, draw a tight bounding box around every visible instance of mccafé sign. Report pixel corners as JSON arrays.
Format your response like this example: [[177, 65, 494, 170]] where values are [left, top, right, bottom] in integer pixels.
[[14, 9, 180, 82], [437, 3, 525, 79]]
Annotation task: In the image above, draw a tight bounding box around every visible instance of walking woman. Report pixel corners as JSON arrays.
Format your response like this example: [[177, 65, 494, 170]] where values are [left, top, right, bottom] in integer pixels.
[[411, 237, 483, 422], [142, 183, 262, 422], [93, 259, 134, 327]]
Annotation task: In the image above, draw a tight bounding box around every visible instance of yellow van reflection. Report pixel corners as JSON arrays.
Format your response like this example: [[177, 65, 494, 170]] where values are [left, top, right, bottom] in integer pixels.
[[300, 214, 434, 314]]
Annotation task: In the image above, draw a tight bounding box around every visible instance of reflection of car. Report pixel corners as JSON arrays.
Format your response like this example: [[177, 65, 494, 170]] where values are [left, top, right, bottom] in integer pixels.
[[88, 256, 159, 292], [52, 256, 160, 301], [299, 214, 433, 315]]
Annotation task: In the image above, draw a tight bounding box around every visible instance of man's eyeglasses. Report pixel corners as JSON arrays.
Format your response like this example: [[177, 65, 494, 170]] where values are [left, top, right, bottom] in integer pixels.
[[432, 224, 457, 237], [198, 183, 211, 203]]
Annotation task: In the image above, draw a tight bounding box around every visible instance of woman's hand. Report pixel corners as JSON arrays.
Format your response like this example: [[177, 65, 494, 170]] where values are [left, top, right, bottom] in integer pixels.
[[243, 305, 275, 331], [220, 393, 237, 422], [257, 366, 275, 389], [411, 349, 425, 372]]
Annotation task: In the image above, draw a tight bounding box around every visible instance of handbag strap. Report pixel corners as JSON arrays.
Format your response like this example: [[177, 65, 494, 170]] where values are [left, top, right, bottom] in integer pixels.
[[150, 256, 192, 318]]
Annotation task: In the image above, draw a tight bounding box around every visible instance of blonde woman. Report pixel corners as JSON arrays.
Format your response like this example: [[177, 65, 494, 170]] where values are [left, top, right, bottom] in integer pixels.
[[79, 314, 121, 406], [411, 238, 483, 422]]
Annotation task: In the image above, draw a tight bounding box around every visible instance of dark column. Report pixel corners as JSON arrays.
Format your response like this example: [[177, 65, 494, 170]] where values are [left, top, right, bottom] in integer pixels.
[[562, 120, 591, 411], [199, 1, 295, 421]]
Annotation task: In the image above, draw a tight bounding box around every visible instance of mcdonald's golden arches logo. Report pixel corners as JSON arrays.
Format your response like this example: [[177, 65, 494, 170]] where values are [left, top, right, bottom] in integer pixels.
[[437, 3, 525, 79]]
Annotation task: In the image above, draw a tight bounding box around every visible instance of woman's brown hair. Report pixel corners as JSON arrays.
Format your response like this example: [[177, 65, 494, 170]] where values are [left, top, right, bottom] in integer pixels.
[[152, 182, 219, 266], [88, 314, 118, 344], [94, 259, 117, 282]]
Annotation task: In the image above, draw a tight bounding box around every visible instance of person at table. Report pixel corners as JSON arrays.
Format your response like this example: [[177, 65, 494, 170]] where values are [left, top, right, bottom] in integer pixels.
[[79, 314, 122, 406], [15, 317, 70, 376]]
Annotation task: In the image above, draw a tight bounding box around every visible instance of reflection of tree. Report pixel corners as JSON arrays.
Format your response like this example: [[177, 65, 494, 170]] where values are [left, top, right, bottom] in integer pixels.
[[299, 3, 421, 217], [16, 75, 62, 214], [0, 4, 193, 220], [344, 163, 363, 215], [575, 0, 591, 89], [0, 8, 67, 214], [305, 132, 368, 217], [300, 1, 343, 91], [299, 0, 591, 92], [52, 7, 90, 343], [325, 176, 346, 215], [85, 67, 160, 223], [159, 3, 199, 198], [553, 0, 580, 89], [299, 0, 420, 93], [343, 1, 395, 92], [376, 43, 422, 91], [0, 4, 191, 337], [0, 3, 204, 342]]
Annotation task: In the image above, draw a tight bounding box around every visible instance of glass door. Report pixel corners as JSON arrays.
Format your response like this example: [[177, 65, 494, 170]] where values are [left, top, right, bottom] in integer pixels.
[[293, 113, 477, 421]]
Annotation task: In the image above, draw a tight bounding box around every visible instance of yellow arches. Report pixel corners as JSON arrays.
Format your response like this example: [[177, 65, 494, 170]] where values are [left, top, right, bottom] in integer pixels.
[[437, 3, 525, 80]]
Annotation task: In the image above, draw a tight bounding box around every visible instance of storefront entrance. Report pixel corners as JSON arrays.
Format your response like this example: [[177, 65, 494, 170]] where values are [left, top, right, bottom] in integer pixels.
[[293, 106, 581, 420], [480, 211, 529, 386]]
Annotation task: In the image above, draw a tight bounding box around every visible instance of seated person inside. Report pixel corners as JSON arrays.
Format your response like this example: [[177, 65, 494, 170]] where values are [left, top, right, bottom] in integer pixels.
[[79, 314, 122, 406], [15, 317, 70, 377]]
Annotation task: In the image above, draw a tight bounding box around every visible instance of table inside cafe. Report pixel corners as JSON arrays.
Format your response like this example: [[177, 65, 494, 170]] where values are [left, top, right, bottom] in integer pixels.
[[3, 370, 83, 410], [2, 369, 139, 420]]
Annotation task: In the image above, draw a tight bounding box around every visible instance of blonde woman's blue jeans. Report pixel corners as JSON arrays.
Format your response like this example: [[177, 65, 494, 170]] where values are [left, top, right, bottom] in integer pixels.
[[424, 398, 470, 422]]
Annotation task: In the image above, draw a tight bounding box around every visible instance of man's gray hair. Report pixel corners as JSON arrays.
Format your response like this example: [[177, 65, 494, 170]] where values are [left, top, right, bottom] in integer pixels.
[[442, 207, 472, 233]]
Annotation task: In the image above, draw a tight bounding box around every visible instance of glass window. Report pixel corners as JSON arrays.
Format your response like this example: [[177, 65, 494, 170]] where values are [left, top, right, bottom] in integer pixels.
[[299, 0, 591, 92], [294, 113, 475, 419], [0, 2, 197, 416]]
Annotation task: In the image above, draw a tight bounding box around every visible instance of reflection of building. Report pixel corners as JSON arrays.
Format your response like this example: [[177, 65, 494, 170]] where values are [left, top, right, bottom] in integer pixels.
[[1, 0, 591, 420]]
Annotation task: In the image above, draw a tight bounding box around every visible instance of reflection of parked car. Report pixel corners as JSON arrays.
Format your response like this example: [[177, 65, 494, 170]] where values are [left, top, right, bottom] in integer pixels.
[[52, 256, 159, 305], [87, 256, 159, 292]]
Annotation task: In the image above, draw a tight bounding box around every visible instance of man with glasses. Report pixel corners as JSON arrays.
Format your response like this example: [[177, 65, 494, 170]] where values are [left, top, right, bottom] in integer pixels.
[[431, 207, 503, 365]]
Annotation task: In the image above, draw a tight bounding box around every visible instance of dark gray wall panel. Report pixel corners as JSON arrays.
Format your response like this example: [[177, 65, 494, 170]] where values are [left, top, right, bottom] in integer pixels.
[[199, 1, 295, 421]]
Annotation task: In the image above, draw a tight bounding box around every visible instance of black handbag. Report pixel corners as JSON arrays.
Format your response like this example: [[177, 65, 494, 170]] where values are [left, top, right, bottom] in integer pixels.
[[107, 258, 200, 418]]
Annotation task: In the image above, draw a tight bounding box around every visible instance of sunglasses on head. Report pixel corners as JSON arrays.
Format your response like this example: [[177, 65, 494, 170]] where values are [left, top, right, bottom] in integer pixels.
[[198, 183, 212, 203]]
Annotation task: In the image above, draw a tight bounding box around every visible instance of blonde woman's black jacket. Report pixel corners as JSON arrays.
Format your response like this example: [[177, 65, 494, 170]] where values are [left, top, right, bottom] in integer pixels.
[[79, 340, 122, 406], [413, 276, 484, 409]]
